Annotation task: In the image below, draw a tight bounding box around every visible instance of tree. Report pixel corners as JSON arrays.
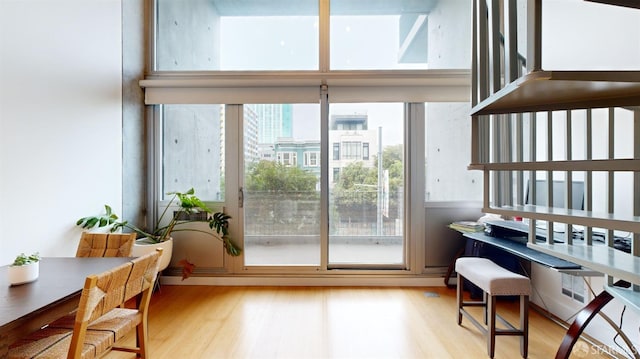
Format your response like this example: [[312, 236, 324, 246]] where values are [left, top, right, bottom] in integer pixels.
[[334, 145, 403, 204], [244, 160, 319, 235], [333, 161, 377, 207], [332, 146, 404, 223], [245, 160, 317, 193], [381, 144, 404, 193]]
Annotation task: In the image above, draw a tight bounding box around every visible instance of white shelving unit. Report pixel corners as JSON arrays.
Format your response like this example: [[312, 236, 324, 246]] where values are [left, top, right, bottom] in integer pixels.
[[471, 70, 640, 116], [470, 0, 640, 357]]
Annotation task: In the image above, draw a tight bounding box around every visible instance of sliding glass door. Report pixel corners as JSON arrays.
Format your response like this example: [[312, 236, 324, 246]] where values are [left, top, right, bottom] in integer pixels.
[[241, 102, 406, 268], [242, 104, 321, 266], [328, 103, 405, 267]]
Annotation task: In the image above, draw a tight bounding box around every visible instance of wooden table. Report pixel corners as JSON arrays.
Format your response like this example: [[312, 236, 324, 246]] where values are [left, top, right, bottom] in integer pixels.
[[0, 257, 131, 357]]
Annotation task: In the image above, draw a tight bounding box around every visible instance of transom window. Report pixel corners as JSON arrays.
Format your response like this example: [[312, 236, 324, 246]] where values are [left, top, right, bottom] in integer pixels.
[[153, 0, 470, 72]]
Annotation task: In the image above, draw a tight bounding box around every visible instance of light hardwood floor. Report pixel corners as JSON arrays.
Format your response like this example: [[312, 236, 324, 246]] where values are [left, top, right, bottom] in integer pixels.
[[110, 285, 610, 359]]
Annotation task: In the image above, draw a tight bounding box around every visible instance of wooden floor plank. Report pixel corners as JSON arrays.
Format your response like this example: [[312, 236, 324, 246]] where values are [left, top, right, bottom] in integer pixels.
[[107, 286, 609, 359]]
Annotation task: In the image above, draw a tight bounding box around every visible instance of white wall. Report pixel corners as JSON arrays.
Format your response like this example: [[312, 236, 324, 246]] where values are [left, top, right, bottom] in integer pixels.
[[0, 0, 123, 264], [542, 0, 640, 70]]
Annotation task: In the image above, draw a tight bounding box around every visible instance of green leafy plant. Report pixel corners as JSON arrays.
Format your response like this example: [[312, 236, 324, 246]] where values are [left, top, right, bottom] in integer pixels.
[[76, 189, 241, 275], [12, 252, 40, 266]]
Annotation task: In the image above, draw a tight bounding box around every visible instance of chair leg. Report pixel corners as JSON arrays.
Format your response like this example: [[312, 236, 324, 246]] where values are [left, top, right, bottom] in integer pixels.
[[520, 295, 529, 358], [456, 273, 463, 325], [487, 295, 496, 358], [153, 273, 162, 293], [137, 319, 149, 358]]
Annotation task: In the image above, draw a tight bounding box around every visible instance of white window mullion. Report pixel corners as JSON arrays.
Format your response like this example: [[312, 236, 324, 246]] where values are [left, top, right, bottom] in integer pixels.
[[226, 104, 244, 273], [319, 0, 330, 73], [320, 85, 329, 270], [407, 102, 425, 273]]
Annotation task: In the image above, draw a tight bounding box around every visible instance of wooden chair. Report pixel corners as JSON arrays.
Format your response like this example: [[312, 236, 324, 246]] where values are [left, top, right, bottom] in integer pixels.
[[76, 232, 136, 258], [8, 249, 161, 359]]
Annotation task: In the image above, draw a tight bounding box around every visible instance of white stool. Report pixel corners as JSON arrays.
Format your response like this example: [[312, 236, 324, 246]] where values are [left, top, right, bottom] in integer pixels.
[[455, 257, 530, 358]]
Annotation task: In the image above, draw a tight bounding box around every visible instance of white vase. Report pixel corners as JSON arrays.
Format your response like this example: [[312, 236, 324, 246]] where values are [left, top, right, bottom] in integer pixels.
[[8, 262, 39, 286], [131, 237, 173, 272]]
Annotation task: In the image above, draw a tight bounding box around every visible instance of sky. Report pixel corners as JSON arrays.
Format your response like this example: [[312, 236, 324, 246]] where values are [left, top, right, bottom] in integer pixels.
[[290, 103, 404, 146], [220, 13, 422, 71]]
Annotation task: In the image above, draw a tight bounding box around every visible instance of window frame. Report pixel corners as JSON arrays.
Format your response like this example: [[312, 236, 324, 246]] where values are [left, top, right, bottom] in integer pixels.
[[144, 0, 473, 278]]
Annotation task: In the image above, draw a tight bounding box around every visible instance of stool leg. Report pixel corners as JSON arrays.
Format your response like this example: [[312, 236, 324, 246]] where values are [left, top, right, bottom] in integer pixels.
[[487, 295, 496, 358], [483, 291, 488, 325], [456, 273, 463, 325], [520, 295, 529, 358]]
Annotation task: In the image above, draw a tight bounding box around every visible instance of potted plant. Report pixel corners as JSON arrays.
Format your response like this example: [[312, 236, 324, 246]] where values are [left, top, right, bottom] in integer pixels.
[[76, 188, 241, 279], [8, 252, 40, 285]]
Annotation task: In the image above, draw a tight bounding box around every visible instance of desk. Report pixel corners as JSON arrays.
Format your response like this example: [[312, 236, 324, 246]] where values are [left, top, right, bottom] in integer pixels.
[[0, 257, 131, 357], [451, 223, 625, 358], [463, 231, 581, 270], [445, 222, 586, 287]]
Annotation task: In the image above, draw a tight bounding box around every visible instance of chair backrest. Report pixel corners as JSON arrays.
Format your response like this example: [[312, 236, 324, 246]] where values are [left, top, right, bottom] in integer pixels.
[[67, 249, 162, 358], [76, 232, 136, 257]]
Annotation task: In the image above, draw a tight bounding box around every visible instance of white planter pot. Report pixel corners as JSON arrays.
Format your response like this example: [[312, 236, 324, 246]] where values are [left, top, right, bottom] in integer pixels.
[[131, 237, 173, 272], [8, 262, 39, 286]]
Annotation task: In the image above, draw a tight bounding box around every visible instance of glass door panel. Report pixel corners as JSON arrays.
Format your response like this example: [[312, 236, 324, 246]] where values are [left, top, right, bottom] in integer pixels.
[[328, 103, 405, 266], [243, 104, 321, 266]]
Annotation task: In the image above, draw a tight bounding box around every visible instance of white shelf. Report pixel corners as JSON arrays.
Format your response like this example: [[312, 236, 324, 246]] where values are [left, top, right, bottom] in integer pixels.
[[604, 286, 640, 314], [586, 0, 640, 9], [470, 70, 640, 116], [468, 159, 640, 172], [529, 242, 640, 286], [484, 205, 640, 233]]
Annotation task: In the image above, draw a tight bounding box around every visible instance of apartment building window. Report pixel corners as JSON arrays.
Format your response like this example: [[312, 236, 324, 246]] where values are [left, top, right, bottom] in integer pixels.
[[362, 143, 370, 160], [277, 152, 297, 166], [332, 143, 340, 160], [333, 168, 340, 183], [336, 122, 363, 130], [342, 141, 362, 160], [304, 151, 319, 167]]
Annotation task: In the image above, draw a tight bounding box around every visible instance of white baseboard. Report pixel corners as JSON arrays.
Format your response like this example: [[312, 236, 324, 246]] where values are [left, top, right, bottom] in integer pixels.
[[160, 275, 447, 287]]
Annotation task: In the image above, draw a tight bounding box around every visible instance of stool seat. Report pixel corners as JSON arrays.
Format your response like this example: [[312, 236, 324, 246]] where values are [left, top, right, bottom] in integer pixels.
[[456, 257, 530, 358], [456, 257, 530, 296]]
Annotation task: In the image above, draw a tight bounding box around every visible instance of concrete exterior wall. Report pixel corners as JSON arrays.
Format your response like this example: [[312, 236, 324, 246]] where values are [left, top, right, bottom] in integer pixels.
[[162, 105, 223, 200], [122, 0, 148, 235], [155, 1, 224, 202], [425, 102, 482, 202], [423, 1, 481, 203], [156, 0, 221, 70], [426, 0, 471, 69]]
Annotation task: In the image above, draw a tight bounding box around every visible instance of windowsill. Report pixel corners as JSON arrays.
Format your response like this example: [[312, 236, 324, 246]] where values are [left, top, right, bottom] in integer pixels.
[[140, 69, 471, 88]]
